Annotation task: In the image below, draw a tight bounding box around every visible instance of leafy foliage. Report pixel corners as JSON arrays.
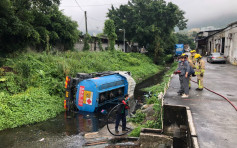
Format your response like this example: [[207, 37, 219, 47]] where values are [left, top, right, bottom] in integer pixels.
[[83, 34, 91, 51], [0, 0, 80, 53], [175, 33, 196, 49], [0, 88, 63, 130], [103, 19, 117, 51], [129, 126, 142, 137], [128, 109, 146, 124], [107, 0, 187, 62]]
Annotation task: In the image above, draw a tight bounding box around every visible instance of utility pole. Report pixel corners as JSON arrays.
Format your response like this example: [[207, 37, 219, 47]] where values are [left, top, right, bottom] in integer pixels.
[[123, 29, 125, 52], [119, 29, 126, 52], [84, 11, 88, 34]]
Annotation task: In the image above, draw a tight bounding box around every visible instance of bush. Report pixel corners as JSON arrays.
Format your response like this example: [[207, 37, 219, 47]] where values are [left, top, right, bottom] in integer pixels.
[[0, 87, 63, 130], [164, 54, 174, 64], [128, 109, 146, 124], [128, 126, 142, 137]]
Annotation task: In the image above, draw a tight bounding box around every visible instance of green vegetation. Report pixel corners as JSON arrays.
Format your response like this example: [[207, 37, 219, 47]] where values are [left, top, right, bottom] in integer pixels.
[[175, 33, 196, 49], [128, 110, 146, 124], [83, 34, 91, 51], [107, 0, 187, 63], [0, 51, 161, 130], [104, 19, 117, 51], [0, 0, 80, 53], [128, 62, 178, 137]]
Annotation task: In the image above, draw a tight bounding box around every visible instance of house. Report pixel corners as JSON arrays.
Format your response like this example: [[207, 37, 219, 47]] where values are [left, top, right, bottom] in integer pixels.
[[74, 35, 142, 53], [195, 21, 237, 65], [195, 29, 222, 55]]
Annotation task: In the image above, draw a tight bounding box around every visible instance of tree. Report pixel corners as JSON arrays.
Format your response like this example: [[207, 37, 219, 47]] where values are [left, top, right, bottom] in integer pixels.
[[175, 33, 195, 49], [83, 33, 91, 51], [0, 0, 80, 53], [103, 19, 117, 51], [96, 33, 105, 51], [107, 0, 187, 63]]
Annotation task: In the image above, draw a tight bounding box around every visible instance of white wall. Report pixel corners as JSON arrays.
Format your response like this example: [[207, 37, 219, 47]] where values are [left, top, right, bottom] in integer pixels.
[[224, 24, 237, 65], [207, 24, 237, 65]]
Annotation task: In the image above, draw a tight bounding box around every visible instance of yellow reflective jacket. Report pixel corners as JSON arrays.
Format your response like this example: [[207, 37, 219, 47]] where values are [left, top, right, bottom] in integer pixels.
[[195, 59, 205, 75]]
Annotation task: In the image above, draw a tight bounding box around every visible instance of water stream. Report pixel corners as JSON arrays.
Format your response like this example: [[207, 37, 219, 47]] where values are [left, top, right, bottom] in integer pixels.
[[0, 70, 166, 148]]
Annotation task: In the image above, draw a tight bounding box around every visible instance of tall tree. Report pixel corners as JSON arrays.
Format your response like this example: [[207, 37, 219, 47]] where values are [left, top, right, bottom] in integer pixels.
[[103, 19, 117, 51], [0, 0, 80, 53], [107, 0, 187, 63], [175, 33, 195, 49]]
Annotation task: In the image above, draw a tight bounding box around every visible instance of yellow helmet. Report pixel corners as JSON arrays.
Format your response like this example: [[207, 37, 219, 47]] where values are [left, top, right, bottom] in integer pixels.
[[190, 50, 196, 53], [194, 54, 202, 59], [181, 53, 186, 56]]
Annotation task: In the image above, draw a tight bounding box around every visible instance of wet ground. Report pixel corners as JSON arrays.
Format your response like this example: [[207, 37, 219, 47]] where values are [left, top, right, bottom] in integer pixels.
[[0, 69, 166, 148], [164, 57, 237, 148]]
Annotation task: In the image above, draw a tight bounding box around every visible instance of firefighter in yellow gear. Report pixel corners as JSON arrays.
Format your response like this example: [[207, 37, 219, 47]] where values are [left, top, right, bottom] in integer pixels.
[[188, 50, 197, 88], [189, 50, 197, 67], [194, 54, 205, 91]]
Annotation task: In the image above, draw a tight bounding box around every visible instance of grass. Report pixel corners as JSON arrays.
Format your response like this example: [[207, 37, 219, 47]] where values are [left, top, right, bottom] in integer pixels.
[[0, 50, 162, 130]]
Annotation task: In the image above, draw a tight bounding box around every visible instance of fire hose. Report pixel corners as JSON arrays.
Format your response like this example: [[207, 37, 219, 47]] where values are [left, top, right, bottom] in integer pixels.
[[191, 79, 237, 111], [106, 103, 133, 136]]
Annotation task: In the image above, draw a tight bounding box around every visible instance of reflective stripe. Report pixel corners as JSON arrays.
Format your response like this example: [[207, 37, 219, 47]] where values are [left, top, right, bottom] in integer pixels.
[[198, 79, 203, 89], [195, 72, 200, 75]]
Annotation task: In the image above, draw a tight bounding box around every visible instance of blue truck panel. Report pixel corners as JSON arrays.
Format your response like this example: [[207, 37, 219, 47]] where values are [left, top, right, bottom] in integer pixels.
[[175, 44, 184, 56], [75, 74, 128, 112]]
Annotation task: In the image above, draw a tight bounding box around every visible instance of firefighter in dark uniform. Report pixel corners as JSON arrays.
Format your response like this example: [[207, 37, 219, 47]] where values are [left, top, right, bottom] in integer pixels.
[[115, 94, 130, 133], [176, 55, 190, 98]]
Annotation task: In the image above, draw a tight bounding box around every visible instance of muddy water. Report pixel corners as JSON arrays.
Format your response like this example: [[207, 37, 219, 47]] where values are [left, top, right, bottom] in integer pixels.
[[0, 71, 165, 148]]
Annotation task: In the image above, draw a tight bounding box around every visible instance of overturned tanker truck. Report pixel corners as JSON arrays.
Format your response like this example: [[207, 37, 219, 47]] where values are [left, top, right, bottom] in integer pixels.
[[64, 71, 136, 112]]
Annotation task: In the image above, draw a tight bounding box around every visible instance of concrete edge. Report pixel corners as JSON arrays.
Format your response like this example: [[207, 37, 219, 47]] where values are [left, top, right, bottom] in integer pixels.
[[192, 137, 199, 148], [163, 104, 200, 148], [186, 106, 200, 148], [186, 109, 197, 136]]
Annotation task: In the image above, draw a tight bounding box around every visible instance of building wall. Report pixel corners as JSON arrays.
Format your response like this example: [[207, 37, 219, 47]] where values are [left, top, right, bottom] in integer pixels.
[[74, 40, 124, 52], [206, 23, 237, 65], [223, 25, 237, 65]]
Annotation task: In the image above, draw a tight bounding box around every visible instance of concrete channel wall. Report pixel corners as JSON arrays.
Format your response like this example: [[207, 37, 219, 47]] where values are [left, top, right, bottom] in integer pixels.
[[163, 105, 199, 148]]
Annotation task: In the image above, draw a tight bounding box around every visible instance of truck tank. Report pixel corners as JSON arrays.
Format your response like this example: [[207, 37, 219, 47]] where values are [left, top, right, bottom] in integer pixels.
[[64, 71, 136, 112]]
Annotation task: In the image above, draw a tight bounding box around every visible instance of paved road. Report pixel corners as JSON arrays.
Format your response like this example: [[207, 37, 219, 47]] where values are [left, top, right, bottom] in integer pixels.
[[164, 58, 237, 148]]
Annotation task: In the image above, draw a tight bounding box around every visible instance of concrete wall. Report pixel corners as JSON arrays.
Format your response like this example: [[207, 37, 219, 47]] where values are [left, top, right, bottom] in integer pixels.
[[163, 105, 199, 148], [207, 32, 225, 54], [74, 40, 124, 52], [224, 24, 237, 65]]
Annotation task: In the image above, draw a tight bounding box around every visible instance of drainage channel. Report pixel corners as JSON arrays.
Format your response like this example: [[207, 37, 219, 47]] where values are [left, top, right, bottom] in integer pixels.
[[0, 70, 166, 148]]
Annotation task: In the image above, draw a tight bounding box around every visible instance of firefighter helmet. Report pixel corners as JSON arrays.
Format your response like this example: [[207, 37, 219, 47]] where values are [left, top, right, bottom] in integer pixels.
[[194, 54, 202, 59]]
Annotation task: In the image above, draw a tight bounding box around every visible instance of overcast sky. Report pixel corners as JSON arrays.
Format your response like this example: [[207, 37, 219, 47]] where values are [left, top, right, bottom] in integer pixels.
[[59, 0, 237, 34]]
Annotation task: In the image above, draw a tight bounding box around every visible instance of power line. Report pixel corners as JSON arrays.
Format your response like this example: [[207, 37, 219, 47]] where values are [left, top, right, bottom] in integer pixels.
[[87, 16, 104, 22], [74, 0, 84, 11], [60, 3, 125, 8], [83, 3, 124, 7], [60, 6, 78, 7]]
